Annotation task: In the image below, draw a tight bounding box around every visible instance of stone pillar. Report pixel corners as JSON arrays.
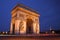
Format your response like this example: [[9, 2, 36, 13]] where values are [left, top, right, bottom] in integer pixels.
[[36, 18, 40, 34], [33, 23, 40, 34], [33, 22, 36, 34], [36, 23, 40, 34], [23, 20, 26, 34], [10, 23, 13, 34], [19, 20, 26, 34], [33, 18, 40, 34], [15, 20, 20, 34]]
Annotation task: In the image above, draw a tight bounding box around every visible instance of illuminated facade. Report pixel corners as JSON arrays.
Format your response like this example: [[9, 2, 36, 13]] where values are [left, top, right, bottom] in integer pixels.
[[10, 4, 40, 34]]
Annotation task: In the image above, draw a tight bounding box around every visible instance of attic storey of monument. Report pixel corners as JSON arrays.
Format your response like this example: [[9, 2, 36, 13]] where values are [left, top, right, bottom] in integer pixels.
[[10, 4, 40, 34]]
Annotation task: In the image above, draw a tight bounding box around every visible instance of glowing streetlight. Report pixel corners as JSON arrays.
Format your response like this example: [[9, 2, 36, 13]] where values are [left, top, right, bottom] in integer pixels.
[[52, 31, 55, 34], [3, 32, 5, 34], [6, 32, 8, 34]]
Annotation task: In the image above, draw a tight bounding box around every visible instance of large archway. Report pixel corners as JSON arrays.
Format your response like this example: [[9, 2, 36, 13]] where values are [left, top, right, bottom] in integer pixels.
[[26, 19, 33, 34], [12, 23, 15, 34]]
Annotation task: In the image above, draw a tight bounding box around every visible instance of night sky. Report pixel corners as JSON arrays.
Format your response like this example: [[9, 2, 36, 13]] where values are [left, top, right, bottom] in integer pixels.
[[0, 0, 60, 32]]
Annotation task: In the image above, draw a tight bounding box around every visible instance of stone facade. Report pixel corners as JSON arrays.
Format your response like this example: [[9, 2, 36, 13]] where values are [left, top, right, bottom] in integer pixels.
[[10, 4, 40, 34]]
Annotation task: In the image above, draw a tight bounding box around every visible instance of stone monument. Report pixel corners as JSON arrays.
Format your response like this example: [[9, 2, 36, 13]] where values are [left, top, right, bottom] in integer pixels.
[[10, 4, 40, 34]]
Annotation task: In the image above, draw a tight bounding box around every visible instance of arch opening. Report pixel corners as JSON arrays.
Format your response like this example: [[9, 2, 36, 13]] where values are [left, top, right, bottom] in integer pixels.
[[26, 19, 33, 34], [12, 23, 15, 34]]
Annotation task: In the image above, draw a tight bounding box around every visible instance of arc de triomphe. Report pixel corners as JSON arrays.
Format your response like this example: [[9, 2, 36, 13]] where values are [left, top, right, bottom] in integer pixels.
[[10, 4, 40, 34]]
